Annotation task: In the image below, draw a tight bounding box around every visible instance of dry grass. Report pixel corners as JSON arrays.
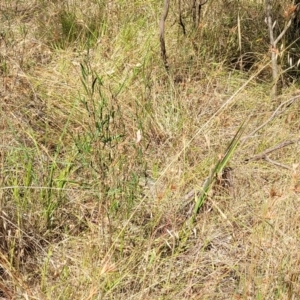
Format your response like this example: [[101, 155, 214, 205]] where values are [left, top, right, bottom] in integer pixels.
[[1, 0, 300, 299]]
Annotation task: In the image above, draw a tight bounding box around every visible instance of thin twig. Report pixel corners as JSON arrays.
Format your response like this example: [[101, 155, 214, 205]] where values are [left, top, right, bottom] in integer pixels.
[[245, 140, 298, 162], [274, 19, 292, 45], [242, 94, 300, 142], [266, 0, 277, 98], [159, 0, 170, 70], [275, 3, 300, 45], [264, 156, 293, 170], [178, 0, 186, 35]]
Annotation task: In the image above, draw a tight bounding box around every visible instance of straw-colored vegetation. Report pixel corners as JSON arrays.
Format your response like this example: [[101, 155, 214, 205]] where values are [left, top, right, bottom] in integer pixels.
[[1, 0, 300, 299]]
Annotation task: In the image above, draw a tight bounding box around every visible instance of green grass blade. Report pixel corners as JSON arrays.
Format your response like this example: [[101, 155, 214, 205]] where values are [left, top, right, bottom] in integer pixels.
[[191, 120, 248, 223]]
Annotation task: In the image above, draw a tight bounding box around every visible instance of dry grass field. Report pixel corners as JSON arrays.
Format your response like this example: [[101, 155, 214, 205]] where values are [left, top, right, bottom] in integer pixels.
[[1, 0, 300, 299]]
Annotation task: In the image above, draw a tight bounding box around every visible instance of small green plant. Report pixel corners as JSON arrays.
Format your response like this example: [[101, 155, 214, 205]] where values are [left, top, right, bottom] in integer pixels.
[[75, 62, 144, 216]]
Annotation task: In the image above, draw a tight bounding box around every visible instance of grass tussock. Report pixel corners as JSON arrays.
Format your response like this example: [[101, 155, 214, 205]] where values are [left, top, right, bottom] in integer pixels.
[[1, 0, 300, 299]]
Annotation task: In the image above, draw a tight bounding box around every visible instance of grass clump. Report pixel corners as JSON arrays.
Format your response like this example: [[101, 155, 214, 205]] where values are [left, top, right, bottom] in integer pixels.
[[1, 0, 300, 299]]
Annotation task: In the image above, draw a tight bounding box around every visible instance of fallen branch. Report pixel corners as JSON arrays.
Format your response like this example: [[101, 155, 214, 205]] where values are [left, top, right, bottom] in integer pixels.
[[245, 140, 298, 162], [242, 93, 300, 142], [264, 156, 293, 170]]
